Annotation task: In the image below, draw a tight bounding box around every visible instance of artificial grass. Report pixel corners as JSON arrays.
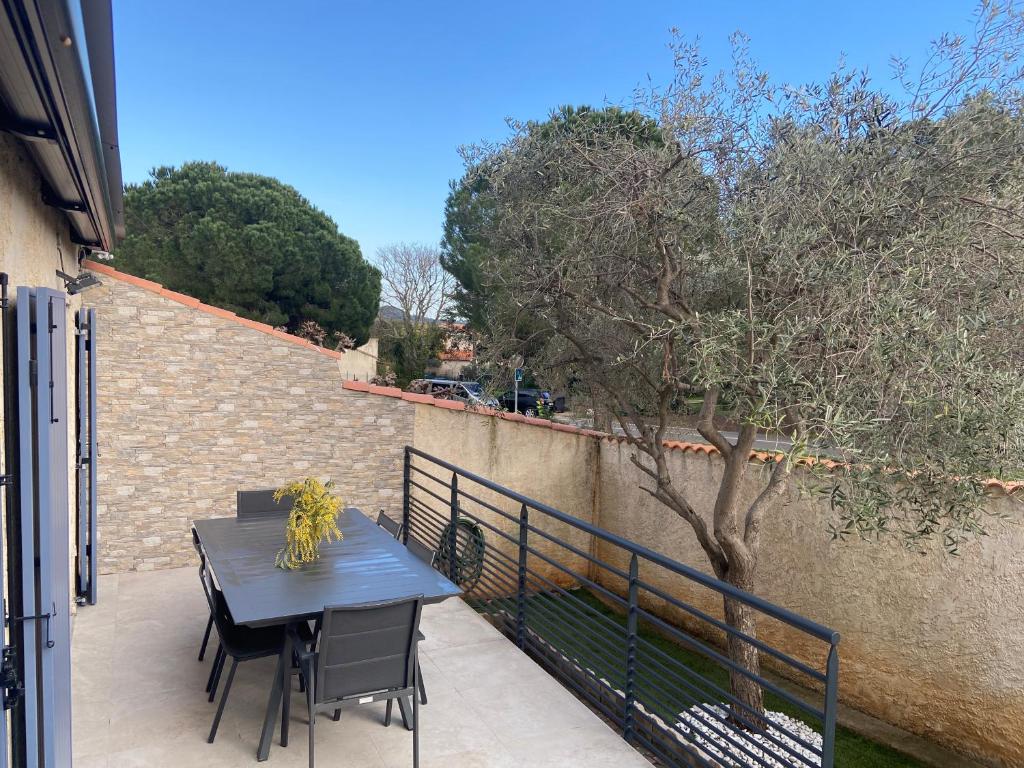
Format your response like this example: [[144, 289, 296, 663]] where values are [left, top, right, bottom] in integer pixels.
[[472, 588, 923, 768]]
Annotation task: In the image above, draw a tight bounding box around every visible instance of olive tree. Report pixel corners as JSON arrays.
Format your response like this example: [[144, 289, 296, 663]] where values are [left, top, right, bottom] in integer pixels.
[[465, 3, 1024, 717]]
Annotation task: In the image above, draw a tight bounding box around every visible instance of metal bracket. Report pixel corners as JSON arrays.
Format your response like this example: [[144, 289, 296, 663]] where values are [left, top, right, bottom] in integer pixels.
[[6, 603, 56, 648], [0, 112, 57, 143], [41, 188, 86, 213], [0, 474, 13, 487], [1, 647, 23, 711]]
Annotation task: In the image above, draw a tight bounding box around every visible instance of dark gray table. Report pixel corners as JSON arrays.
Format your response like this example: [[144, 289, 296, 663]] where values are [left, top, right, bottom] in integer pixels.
[[194, 507, 460, 761]]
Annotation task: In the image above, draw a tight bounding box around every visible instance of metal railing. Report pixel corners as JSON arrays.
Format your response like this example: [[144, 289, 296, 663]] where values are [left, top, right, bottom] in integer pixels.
[[403, 446, 840, 768]]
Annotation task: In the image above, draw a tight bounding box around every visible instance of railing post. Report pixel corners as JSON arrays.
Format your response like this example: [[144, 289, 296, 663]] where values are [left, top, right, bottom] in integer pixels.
[[624, 554, 638, 742], [448, 472, 459, 583], [516, 503, 528, 648], [401, 448, 410, 545], [821, 641, 839, 768]]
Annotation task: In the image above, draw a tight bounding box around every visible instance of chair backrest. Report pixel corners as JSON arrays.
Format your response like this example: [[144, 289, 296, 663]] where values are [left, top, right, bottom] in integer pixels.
[[376, 510, 402, 539], [199, 558, 217, 613], [315, 596, 423, 704], [406, 537, 436, 567], [237, 489, 292, 517]]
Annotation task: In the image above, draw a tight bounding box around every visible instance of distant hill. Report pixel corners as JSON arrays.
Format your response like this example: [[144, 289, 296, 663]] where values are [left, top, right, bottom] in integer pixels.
[[377, 304, 438, 324]]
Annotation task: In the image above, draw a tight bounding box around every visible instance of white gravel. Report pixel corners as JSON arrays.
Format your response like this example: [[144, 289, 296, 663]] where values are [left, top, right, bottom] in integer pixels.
[[674, 704, 822, 767]]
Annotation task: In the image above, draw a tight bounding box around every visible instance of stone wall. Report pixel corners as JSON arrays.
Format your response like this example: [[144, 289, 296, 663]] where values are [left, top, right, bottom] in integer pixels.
[[89, 275, 414, 573]]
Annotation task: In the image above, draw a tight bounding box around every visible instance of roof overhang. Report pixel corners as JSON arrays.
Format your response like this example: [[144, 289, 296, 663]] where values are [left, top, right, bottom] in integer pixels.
[[0, 0, 124, 250]]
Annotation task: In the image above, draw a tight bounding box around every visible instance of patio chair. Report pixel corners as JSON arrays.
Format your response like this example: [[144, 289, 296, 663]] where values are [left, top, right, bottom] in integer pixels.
[[406, 537, 435, 568], [405, 538, 436, 706], [192, 527, 214, 662], [205, 586, 313, 744], [237, 488, 292, 517], [376, 509, 403, 539], [291, 597, 424, 768]]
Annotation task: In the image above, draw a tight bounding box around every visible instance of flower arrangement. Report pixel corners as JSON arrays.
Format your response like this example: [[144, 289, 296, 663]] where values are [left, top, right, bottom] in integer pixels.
[[273, 478, 343, 569]]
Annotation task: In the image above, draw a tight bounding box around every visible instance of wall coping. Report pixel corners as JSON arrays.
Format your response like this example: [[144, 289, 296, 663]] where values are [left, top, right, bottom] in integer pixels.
[[340, 380, 1022, 495], [82, 260, 344, 360]]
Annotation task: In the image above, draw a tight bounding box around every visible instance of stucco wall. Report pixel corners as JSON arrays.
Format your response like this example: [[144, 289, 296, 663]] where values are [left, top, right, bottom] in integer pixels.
[[337, 337, 378, 381], [411, 404, 600, 592], [405, 403, 1022, 764], [89, 277, 414, 573], [597, 440, 1024, 765], [0, 134, 83, 610]]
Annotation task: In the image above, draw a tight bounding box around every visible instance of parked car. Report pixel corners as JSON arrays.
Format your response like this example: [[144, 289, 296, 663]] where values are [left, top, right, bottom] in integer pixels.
[[498, 388, 554, 417], [409, 378, 500, 408]]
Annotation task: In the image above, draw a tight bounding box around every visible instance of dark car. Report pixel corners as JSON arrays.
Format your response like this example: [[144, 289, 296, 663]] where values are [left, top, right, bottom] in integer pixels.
[[499, 388, 554, 417]]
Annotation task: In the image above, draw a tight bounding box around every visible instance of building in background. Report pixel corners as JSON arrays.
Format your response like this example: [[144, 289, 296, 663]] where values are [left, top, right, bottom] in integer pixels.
[[426, 322, 475, 380]]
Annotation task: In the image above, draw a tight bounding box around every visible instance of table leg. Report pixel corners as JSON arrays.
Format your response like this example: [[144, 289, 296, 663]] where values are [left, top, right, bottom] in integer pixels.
[[257, 627, 294, 761]]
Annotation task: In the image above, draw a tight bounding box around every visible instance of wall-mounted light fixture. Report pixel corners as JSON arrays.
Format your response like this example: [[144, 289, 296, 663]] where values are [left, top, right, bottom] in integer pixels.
[[78, 246, 114, 262], [56, 269, 101, 295]]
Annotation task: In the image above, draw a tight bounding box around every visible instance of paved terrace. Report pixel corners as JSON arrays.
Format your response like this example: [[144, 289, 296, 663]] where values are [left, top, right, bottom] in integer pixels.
[[71, 567, 650, 768]]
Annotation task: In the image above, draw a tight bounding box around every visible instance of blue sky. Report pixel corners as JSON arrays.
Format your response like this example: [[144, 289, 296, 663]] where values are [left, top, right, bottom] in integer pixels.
[[112, 1, 978, 264]]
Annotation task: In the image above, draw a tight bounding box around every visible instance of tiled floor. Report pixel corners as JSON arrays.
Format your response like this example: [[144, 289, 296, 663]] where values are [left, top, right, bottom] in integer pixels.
[[72, 567, 651, 767]]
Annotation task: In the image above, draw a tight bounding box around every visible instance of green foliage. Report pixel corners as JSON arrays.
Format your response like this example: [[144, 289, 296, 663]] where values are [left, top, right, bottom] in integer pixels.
[[440, 171, 494, 329], [441, 105, 661, 331], [376, 319, 446, 388], [114, 162, 381, 344], [465, 5, 1024, 557], [273, 478, 343, 570]]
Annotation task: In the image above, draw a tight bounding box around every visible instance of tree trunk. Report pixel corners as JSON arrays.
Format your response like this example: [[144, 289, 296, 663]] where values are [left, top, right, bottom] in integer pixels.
[[722, 584, 765, 726], [591, 397, 613, 433]]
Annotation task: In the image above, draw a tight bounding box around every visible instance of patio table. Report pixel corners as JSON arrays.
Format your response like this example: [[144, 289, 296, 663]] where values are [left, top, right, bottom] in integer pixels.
[[194, 507, 461, 761]]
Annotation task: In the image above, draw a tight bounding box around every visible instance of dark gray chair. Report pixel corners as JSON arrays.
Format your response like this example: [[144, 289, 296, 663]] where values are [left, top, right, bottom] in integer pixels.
[[192, 526, 214, 662], [405, 538, 436, 706], [292, 597, 424, 768], [406, 538, 435, 568], [376, 509, 403, 539], [205, 582, 313, 744], [237, 488, 292, 517]]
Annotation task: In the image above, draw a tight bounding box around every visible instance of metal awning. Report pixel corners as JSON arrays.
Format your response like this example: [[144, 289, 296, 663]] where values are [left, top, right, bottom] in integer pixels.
[[0, 0, 124, 250]]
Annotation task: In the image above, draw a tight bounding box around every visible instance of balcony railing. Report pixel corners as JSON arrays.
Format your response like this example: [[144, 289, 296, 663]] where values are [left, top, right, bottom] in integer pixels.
[[403, 446, 840, 768]]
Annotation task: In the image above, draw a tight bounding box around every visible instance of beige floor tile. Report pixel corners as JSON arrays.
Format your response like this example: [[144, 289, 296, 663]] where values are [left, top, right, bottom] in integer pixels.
[[72, 566, 651, 768], [419, 602, 508, 652], [500, 723, 651, 767]]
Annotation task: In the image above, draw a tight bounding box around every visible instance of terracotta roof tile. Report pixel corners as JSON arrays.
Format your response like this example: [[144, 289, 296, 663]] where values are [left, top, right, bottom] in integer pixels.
[[433, 399, 466, 411], [400, 392, 435, 404], [83, 260, 343, 360], [368, 385, 403, 398]]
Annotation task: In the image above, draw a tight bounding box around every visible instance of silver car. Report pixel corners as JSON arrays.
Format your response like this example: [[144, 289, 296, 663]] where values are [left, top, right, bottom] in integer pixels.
[[420, 378, 500, 408]]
